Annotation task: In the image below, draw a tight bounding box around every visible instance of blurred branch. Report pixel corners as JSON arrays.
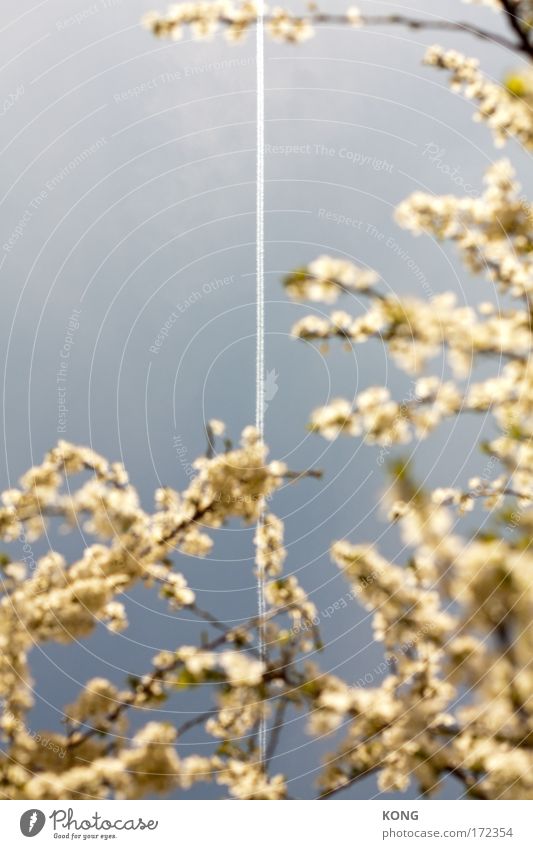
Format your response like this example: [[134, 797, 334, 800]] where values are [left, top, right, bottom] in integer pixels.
[[234, 11, 527, 56], [499, 1, 533, 58], [319, 13, 526, 56], [148, 7, 528, 56]]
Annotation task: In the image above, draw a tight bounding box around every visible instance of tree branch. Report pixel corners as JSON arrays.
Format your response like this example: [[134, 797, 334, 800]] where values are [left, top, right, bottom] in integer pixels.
[[149, 8, 528, 57], [334, 13, 524, 56], [499, 1, 533, 58], [224, 11, 527, 56]]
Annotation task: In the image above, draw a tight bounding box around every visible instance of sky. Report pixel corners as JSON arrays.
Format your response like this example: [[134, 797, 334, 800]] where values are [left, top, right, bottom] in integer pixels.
[[0, 0, 531, 799]]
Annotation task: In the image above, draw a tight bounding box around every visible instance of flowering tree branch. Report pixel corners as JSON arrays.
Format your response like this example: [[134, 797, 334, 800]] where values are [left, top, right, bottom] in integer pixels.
[[143, 4, 528, 56], [4, 0, 533, 801]]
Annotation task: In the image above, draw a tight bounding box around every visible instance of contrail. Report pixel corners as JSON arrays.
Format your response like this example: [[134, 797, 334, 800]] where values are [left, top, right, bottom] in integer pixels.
[[255, 0, 266, 767]]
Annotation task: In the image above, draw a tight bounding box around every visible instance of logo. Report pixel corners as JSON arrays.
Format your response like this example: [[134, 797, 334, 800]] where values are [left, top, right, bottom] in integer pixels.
[[264, 368, 279, 412], [20, 810, 46, 837]]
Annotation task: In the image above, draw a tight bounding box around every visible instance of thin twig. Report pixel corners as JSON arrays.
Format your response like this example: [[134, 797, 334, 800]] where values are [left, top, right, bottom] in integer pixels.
[[265, 699, 288, 768], [176, 710, 216, 738]]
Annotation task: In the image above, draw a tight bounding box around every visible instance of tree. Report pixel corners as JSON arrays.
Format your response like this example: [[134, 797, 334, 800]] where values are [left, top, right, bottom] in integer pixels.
[[2, 0, 533, 800]]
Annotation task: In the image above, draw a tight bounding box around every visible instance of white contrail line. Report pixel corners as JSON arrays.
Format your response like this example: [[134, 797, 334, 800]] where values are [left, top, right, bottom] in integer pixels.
[[255, 0, 267, 766]]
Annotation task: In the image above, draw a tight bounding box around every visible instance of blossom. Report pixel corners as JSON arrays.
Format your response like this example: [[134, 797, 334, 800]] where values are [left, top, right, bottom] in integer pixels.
[[5, 0, 533, 804], [424, 46, 533, 149], [216, 759, 287, 800], [285, 256, 379, 303]]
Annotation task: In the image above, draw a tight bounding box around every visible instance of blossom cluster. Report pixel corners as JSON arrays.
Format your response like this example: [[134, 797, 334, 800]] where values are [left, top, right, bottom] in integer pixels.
[[142, 3, 362, 43], [397, 159, 533, 301], [278, 27, 533, 797], [5, 0, 533, 803], [0, 430, 318, 800], [425, 45, 533, 149]]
